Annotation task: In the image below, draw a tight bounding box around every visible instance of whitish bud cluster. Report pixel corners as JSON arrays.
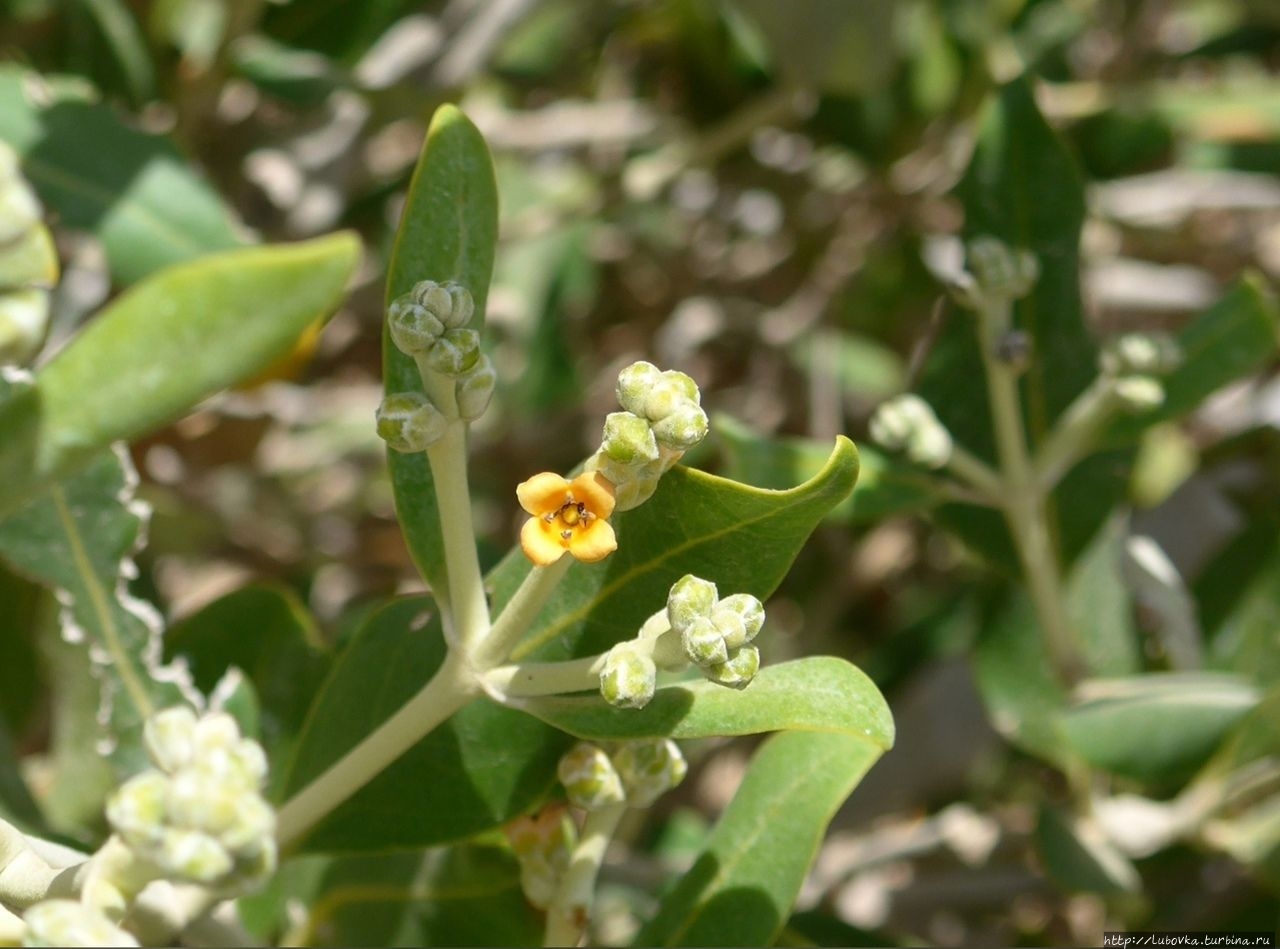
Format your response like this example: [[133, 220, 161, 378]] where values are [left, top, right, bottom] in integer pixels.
[[376, 391, 447, 452], [667, 575, 764, 689], [589, 361, 709, 511], [951, 235, 1039, 310], [1099, 333, 1181, 414], [387, 280, 475, 357], [599, 640, 657, 710], [869, 394, 953, 469], [21, 901, 138, 948], [106, 707, 276, 890], [0, 143, 55, 366], [558, 740, 687, 812], [505, 807, 574, 910]]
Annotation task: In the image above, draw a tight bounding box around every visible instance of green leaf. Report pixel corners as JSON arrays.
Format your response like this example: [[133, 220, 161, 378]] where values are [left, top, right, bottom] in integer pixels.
[[1066, 516, 1141, 676], [0, 448, 191, 776], [521, 657, 893, 748], [1034, 806, 1140, 896], [714, 416, 936, 525], [164, 584, 330, 798], [0, 233, 359, 521], [1058, 673, 1262, 784], [635, 730, 885, 947], [496, 437, 860, 663], [0, 719, 45, 831], [281, 597, 568, 853], [76, 0, 156, 104], [297, 844, 541, 947], [0, 65, 240, 284], [383, 104, 498, 604]]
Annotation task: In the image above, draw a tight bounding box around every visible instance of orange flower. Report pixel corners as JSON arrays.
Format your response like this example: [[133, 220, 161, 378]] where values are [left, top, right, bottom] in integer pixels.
[[517, 471, 617, 566]]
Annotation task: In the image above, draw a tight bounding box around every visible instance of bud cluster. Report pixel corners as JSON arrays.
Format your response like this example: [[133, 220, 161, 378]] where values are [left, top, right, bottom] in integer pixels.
[[950, 235, 1040, 311], [869, 394, 953, 469], [505, 806, 575, 910], [105, 707, 276, 891], [557, 739, 687, 812], [1099, 332, 1182, 414], [666, 575, 764, 689], [589, 361, 709, 511], [21, 900, 138, 948], [0, 143, 56, 366]]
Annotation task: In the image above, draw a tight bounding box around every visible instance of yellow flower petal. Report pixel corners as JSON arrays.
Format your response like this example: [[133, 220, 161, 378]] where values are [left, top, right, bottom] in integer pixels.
[[569, 471, 616, 519], [520, 517, 567, 566], [517, 472, 571, 516], [569, 519, 617, 563]]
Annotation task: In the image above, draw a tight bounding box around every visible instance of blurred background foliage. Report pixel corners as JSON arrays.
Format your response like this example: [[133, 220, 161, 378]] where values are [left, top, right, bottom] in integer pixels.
[[2, 0, 1280, 944]]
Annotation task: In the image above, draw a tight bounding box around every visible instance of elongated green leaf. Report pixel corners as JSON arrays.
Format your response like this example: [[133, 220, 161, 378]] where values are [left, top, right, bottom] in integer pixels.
[[1066, 516, 1141, 676], [383, 105, 498, 604], [522, 657, 893, 748], [0, 233, 359, 521], [1035, 806, 1140, 896], [77, 0, 156, 104], [636, 730, 885, 947], [495, 437, 859, 663], [164, 584, 330, 798], [0, 447, 191, 776], [281, 597, 568, 853], [1058, 673, 1262, 784], [0, 66, 239, 284], [715, 415, 936, 524]]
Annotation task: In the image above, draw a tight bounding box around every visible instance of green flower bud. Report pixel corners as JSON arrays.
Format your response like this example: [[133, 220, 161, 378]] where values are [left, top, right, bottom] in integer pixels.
[[965, 235, 1039, 303], [106, 772, 168, 849], [712, 593, 765, 649], [1114, 375, 1165, 413], [22, 900, 139, 948], [158, 827, 234, 884], [651, 401, 709, 451], [410, 280, 474, 329], [558, 742, 626, 811], [869, 394, 953, 469], [143, 706, 197, 774], [387, 298, 446, 355], [613, 738, 688, 807], [422, 328, 481, 376], [220, 794, 276, 857], [599, 641, 657, 709], [506, 808, 573, 910], [667, 575, 717, 634], [682, 615, 728, 668], [376, 392, 447, 452], [0, 289, 50, 366], [1101, 333, 1182, 377], [166, 769, 238, 835], [0, 177, 40, 245], [616, 361, 664, 417], [704, 645, 760, 689], [455, 353, 497, 421], [602, 411, 660, 465]]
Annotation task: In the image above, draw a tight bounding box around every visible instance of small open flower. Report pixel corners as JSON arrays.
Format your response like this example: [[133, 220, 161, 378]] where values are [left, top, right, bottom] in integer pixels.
[[517, 471, 617, 566]]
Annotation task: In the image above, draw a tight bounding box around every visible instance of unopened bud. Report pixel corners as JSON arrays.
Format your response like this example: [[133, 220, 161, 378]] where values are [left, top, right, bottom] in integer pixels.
[[106, 772, 168, 850], [22, 900, 139, 948], [1114, 375, 1165, 413], [558, 742, 626, 811], [682, 615, 728, 668], [602, 412, 659, 465], [0, 178, 40, 245], [376, 392, 447, 452], [613, 738, 688, 807], [652, 401, 709, 451], [0, 289, 50, 365], [1101, 333, 1182, 377], [704, 645, 760, 689], [616, 361, 664, 417], [158, 828, 234, 884], [422, 328, 481, 376], [455, 354, 497, 420], [143, 706, 197, 774], [712, 593, 765, 649], [387, 299, 446, 355], [599, 641, 657, 710], [411, 280, 474, 329], [667, 575, 717, 634], [966, 235, 1039, 303], [869, 394, 953, 469]]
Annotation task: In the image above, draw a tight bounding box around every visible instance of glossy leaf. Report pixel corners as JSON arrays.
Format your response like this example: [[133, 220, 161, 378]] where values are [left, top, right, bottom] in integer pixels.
[[0, 233, 359, 520], [1058, 673, 1262, 784], [0, 447, 190, 776], [164, 584, 330, 798], [635, 730, 885, 947], [496, 437, 860, 663], [281, 597, 568, 853], [0, 65, 240, 284], [383, 105, 498, 604], [522, 657, 893, 748]]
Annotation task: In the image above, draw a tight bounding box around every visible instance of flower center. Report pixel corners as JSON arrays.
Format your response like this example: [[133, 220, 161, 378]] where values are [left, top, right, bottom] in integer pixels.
[[547, 499, 591, 540]]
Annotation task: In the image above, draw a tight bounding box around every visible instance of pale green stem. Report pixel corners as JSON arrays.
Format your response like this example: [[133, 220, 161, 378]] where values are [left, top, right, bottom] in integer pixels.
[[275, 653, 479, 851], [1034, 377, 1123, 491], [414, 354, 492, 652], [978, 301, 1085, 686], [485, 655, 604, 699], [481, 557, 574, 666], [543, 803, 627, 948], [946, 444, 1005, 500]]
